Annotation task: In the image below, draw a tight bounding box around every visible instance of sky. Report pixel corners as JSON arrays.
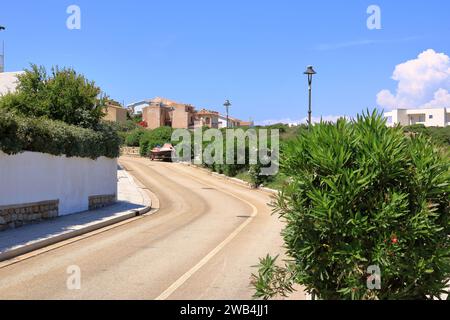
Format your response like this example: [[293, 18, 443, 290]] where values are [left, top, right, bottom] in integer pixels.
[[1, 0, 449, 124]]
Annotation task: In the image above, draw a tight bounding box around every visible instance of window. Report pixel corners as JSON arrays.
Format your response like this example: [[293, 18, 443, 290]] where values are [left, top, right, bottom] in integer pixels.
[[429, 115, 433, 119], [419, 115, 425, 123]]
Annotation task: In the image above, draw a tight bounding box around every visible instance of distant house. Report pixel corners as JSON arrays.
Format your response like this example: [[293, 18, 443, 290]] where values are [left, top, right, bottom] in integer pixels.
[[218, 115, 253, 128], [0, 71, 24, 96], [142, 97, 197, 129], [141, 97, 250, 130], [103, 102, 129, 124], [197, 109, 220, 129], [126, 100, 150, 115], [385, 108, 450, 127], [239, 121, 254, 127]]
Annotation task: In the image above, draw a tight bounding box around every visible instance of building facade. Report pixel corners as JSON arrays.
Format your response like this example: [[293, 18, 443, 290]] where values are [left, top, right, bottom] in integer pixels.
[[197, 109, 220, 129], [385, 108, 450, 127], [103, 103, 129, 124], [142, 97, 196, 129], [142, 97, 251, 130]]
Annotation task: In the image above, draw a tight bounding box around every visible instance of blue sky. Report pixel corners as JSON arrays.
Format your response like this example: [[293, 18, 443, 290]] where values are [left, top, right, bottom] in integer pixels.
[[1, 0, 449, 124]]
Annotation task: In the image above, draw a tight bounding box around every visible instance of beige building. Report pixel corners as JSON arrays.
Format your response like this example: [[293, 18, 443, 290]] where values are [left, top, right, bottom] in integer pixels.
[[142, 97, 251, 130], [385, 108, 450, 127], [197, 109, 220, 129], [103, 103, 129, 124], [142, 97, 196, 129]]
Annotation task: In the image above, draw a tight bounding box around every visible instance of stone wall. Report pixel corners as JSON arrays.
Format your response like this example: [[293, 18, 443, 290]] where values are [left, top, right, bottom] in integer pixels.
[[121, 147, 140, 157], [0, 200, 59, 231], [88, 194, 117, 211]]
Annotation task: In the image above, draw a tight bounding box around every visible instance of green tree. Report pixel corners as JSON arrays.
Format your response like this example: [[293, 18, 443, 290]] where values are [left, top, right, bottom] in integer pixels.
[[252, 111, 450, 300], [139, 127, 174, 156], [0, 64, 105, 129]]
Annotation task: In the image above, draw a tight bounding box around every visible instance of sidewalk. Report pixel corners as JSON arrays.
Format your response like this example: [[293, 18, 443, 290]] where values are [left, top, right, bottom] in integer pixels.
[[0, 166, 153, 262]]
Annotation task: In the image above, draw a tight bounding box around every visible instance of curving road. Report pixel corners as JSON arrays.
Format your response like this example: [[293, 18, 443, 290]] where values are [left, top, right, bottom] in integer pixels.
[[0, 156, 303, 300]]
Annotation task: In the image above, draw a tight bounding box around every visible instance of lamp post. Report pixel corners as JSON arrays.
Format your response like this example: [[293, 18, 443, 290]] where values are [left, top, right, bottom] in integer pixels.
[[0, 26, 5, 73], [304, 65, 317, 130], [224, 99, 232, 128]]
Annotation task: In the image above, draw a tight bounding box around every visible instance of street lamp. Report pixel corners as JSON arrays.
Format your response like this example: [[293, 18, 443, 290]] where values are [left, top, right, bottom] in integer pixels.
[[224, 99, 232, 128], [0, 26, 5, 73], [304, 65, 317, 129]]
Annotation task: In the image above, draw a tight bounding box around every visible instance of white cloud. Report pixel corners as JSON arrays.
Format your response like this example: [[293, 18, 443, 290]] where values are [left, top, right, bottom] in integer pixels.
[[258, 115, 347, 126], [377, 49, 450, 110]]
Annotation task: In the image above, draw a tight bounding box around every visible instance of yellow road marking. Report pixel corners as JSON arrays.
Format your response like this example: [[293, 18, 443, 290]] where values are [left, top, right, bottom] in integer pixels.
[[155, 164, 259, 300]]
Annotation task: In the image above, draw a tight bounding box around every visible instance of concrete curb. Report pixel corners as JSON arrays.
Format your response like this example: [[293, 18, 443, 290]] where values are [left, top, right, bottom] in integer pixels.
[[0, 172, 154, 263], [178, 162, 279, 196]]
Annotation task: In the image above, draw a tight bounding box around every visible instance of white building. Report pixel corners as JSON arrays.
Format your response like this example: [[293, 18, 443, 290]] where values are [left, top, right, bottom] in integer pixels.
[[0, 71, 23, 96], [126, 100, 150, 115], [385, 108, 450, 127]]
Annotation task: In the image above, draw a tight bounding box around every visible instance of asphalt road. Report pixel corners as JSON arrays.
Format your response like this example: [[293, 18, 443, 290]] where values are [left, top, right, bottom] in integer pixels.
[[0, 156, 303, 300]]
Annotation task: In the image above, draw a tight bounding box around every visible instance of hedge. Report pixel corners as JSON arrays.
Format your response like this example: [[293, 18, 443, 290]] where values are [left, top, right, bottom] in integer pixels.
[[0, 112, 120, 159], [125, 128, 147, 147], [139, 127, 174, 156]]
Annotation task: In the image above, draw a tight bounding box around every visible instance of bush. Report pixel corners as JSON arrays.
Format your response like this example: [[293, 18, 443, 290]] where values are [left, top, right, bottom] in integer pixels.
[[0, 64, 105, 129], [404, 125, 450, 147], [0, 112, 120, 159], [107, 120, 140, 133], [139, 126, 173, 156], [252, 111, 450, 300], [125, 128, 146, 147]]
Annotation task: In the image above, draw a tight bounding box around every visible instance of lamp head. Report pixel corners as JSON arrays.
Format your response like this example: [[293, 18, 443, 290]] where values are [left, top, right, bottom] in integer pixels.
[[304, 65, 316, 75]]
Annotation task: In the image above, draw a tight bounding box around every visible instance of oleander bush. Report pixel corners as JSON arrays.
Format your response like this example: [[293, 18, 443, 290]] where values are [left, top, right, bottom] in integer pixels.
[[0, 112, 120, 159], [252, 111, 450, 300]]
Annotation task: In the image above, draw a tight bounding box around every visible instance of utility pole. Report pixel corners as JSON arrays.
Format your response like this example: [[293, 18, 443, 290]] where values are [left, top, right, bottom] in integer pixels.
[[0, 26, 5, 73]]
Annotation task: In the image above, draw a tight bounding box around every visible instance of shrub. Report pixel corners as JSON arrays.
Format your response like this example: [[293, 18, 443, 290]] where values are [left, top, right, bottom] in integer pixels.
[[252, 111, 450, 300], [107, 120, 140, 133], [404, 125, 450, 147], [0, 112, 120, 159], [0, 64, 105, 129], [139, 126, 173, 156], [125, 128, 146, 147]]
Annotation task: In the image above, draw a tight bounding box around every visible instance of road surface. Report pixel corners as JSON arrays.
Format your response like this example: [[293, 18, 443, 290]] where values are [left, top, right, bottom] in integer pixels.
[[0, 156, 302, 300]]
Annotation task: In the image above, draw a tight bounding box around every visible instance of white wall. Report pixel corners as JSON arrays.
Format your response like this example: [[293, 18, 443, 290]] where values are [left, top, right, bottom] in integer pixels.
[[385, 108, 448, 127], [406, 108, 446, 127], [0, 151, 117, 216], [0, 71, 24, 96]]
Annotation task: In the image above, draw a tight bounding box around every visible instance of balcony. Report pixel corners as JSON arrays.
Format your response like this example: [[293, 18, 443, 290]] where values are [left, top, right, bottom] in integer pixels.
[[408, 114, 426, 126]]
